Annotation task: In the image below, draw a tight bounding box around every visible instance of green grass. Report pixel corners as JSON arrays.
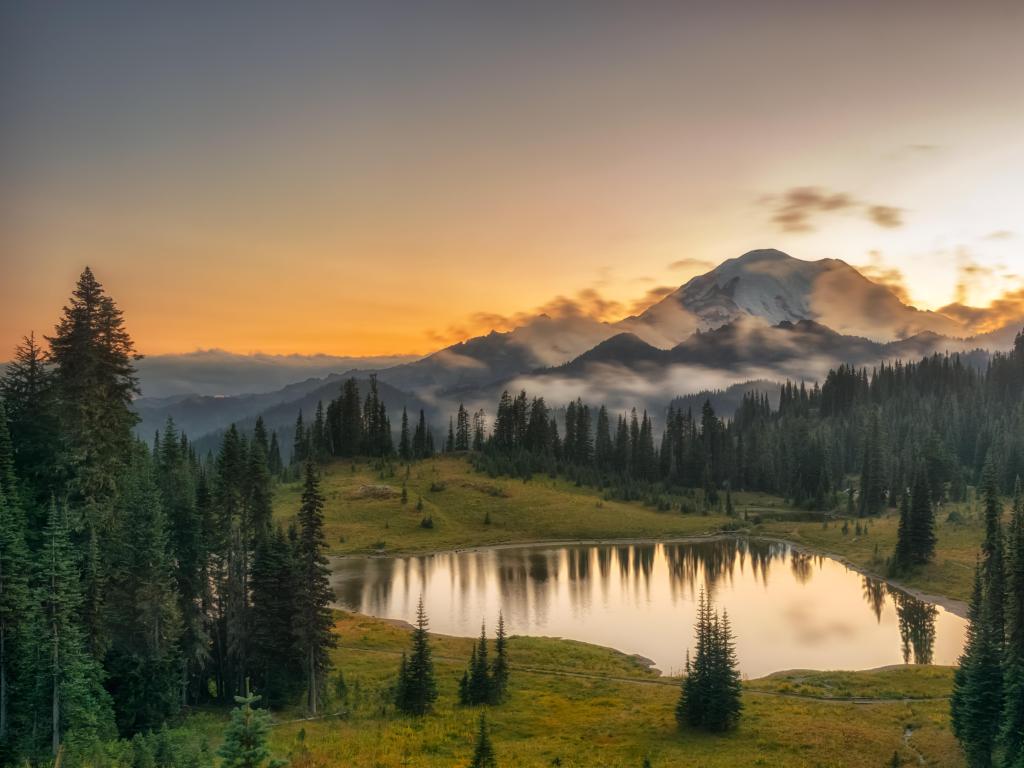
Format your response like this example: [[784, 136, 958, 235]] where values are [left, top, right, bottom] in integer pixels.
[[272, 455, 738, 556], [250, 612, 964, 768], [273, 454, 987, 604], [756, 504, 984, 604], [255, 458, 981, 765]]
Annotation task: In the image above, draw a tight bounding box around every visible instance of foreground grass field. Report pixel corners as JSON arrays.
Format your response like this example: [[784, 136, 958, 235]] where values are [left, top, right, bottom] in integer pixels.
[[241, 612, 962, 768], [272, 454, 985, 604]]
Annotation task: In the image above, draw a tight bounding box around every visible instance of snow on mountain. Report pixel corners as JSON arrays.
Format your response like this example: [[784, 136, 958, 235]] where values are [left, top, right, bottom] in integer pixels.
[[629, 249, 965, 342]]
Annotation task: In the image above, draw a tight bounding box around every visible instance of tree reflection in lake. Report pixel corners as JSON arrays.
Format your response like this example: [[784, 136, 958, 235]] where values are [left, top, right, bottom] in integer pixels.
[[329, 538, 965, 677]]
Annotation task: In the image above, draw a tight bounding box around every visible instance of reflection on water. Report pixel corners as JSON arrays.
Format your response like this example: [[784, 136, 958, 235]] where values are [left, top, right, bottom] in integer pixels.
[[330, 539, 966, 677]]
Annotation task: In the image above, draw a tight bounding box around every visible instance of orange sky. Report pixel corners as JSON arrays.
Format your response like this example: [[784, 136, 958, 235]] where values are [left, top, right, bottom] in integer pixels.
[[2, 3, 1022, 356]]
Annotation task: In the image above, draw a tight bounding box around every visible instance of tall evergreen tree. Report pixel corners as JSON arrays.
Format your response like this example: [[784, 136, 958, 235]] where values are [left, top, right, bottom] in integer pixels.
[[47, 268, 141, 653], [34, 500, 114, 758], [491, 612, 509, 704], [952, 561, 1005, 768], [104, 444, 182, 734], [293, 461, 335, 714], [399, 408, 411, 461], [1001, 478, 1024, 765], [0, 333, 58, 516], [250, 526, 300, 708], [676, 590, 742, 732], [395, 597, 437, 715], [0, 480, 30, 749], [908, 467, 936, 565], [468, 712, 497, 768]]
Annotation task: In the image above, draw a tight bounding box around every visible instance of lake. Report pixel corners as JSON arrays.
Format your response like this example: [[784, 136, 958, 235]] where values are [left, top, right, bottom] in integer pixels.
[[330, 538, 967, 678]]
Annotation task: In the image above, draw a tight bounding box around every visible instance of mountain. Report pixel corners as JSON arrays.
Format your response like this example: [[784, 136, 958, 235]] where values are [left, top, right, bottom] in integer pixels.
[[369, 313, 615, 395], [136, 349, 419, 398], [629, 249, 966, 343], [134, 373, 437, 452]]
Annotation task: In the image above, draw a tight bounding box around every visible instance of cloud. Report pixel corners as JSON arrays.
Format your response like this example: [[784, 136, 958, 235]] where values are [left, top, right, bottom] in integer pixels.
[[767, 187, 855, 232], [763, 186, 905, 232], [866, 205, 903, 228], [984, 230, 1014, 241], [668, 258, 714, 273], [939, 288, 1024, 336], [856, 251, 912, 304], [627, 286, 676, 315]]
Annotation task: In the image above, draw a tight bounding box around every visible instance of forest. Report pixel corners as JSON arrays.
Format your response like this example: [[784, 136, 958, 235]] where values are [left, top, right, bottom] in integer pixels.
[[2, 268, 1023, 768]]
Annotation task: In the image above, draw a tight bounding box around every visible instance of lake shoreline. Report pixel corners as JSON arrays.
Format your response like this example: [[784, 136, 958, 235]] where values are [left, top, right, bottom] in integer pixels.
[[329, 532, 970, 620]]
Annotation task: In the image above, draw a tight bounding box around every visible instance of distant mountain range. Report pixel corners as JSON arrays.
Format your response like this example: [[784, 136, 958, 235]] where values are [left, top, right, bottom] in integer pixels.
[[131, 249, 1023, 445]]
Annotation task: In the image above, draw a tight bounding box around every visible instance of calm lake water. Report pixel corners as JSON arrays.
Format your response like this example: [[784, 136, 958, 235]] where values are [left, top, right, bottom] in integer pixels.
[[330, 539, 967, 678]]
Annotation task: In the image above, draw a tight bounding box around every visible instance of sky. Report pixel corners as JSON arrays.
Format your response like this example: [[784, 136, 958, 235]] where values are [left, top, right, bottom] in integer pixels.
[[2, 1, 1023, 356]]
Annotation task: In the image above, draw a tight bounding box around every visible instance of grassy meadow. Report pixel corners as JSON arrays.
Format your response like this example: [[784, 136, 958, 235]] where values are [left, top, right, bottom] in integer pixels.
[[256, 455, 991, 766], [272, 454, 985, 604], [174, 612, 960, 768]]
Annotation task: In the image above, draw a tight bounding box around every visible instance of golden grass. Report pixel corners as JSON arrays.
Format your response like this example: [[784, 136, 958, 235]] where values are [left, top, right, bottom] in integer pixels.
[[253, 612, 965, 768]]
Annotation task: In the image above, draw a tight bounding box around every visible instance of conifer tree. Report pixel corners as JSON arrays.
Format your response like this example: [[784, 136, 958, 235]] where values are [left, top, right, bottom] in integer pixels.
[[104, 444, 182, 734], [0, 480, 30, 747], [35, 499, 114, 757], [676, 590, 742, 732], [455, 404, 471, 451], [267, 432, 282, 477], [0, 333, 58, 516], [47, 268, 141, 653], [951, 561, 1005, 768], [399, 408, 411, 461], [894, 491, 913, 571], [395, 597, 437, 715], [908, 467, 936, 565], [491, 612, 509, 704], [293, 461, 335, 714], [446, 418, 456, 453], [218, 686, 284, 768], [293, 411, 306, 465], [859, 411, 886, 516], [250, 526, 300, 708], [460, 621, 490, 705], [468, 712, 497, 768], [1000, 478, 1024, 765]]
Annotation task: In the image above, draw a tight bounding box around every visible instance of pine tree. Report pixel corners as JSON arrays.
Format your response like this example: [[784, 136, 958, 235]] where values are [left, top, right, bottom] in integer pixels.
[[490, 612, 509, 704], [460, 621, 490, 705], [292, 411, 307, 465], [47, 269, 141, 653], [104, 444, 182, 734], [399, 408, 411, 462], [0, 479, 30, 747], [676, 590, 742, 732], [1001, 478, 1024, 765], [293, 461, 335, 714], [859, 410, 886, 516], [908, 467, 936, 565], [455, 404, 471, 451], [35, 499, 114, 757], [468, 712, 497, 768], [0, 333, 58, 516], [218, 685, 284, 768], [395, 597, 437, 715], [951, 560, 1005, 768], [894, 491, 913, 571], [267, 432, 283, 477], [250, 526, 300, 708]]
